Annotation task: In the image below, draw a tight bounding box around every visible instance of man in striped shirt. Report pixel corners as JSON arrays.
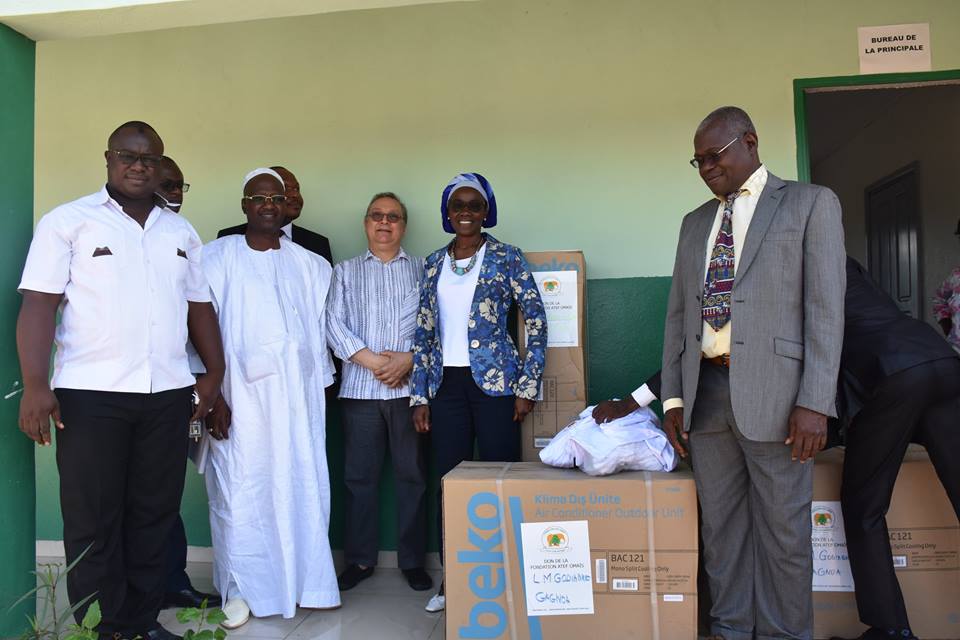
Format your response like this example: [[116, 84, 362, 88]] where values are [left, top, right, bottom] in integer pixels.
[[326, 192, 431, 592]]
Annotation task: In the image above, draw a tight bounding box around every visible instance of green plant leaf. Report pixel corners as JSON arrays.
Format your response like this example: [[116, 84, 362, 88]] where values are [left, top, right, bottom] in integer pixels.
[[81, 601, 101, 629], [61, 544, 94, 577], [8, 586, 41, 611], [193, 630, 215, 640], [206, 609, 227, 625], [57, 592, 97, 629], [177, 608, 202, 624], [214, 627, 227, 640], [183, 631, 195, 640]]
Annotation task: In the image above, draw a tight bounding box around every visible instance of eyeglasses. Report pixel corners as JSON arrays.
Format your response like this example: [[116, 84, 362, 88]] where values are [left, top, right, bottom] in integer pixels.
[[159, 180, 190, 193], [367, 212, 403, 223], [109, 149, 163, 168], [448, 199, 486, 214], [242, 195, 287, 206], [690, 136, 739, 169]]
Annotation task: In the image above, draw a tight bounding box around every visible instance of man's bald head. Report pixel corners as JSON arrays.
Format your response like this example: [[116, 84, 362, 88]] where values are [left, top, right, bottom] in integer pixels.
[[107, 120, 162, 151], [104, 121, 164, 201]]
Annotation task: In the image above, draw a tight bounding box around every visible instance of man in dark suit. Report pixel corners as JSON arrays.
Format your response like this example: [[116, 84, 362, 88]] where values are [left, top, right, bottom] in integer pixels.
[[829, 257, 960, 640], [596, 257, 960, 640], [218, 166, 332, 263]]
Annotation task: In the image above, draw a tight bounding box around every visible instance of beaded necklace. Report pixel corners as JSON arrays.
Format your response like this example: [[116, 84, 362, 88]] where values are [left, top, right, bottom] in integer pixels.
[[447, 235, 485, 276]]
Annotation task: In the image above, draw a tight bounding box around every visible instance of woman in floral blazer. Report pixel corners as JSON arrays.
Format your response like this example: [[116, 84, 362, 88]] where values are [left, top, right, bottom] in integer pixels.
[[411, 173, 547, 612]]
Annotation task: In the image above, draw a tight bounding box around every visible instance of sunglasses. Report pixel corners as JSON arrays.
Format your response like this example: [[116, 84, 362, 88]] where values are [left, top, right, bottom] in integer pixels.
[[448, 199, 486, 214], [367, 212, 404, 223]]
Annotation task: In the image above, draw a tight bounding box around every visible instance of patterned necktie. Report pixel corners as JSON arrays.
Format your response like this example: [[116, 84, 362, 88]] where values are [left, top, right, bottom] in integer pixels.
[[702, 191, 743, 331]]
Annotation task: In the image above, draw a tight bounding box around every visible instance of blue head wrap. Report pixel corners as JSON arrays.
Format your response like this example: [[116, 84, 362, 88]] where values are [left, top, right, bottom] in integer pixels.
[[440, 172, 497, 234]]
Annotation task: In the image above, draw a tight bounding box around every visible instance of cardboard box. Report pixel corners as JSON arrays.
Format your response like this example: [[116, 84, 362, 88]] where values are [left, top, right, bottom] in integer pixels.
[[519, 251, 587, 461], [444, 462, 698, 639], [812, 446, 960, 639]]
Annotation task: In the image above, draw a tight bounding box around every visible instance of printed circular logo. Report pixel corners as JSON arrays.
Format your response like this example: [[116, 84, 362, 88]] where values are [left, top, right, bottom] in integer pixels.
[[541, 278, 561, 295], [812, 508, 835, 529], [542, 526, 569, 551]]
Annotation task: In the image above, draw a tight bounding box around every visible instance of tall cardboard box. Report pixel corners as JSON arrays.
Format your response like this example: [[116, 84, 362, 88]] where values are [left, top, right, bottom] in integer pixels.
[[444, 462, 698, 639], [812, 446, 960, 639], [519, 251, 587, 461]]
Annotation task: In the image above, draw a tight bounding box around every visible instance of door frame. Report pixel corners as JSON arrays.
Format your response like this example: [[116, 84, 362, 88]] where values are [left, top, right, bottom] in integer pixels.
[[793, 69, 960, 182]]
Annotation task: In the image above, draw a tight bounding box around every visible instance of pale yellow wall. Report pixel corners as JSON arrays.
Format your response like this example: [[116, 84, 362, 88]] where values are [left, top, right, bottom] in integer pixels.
[[34, 0, 960, 279]]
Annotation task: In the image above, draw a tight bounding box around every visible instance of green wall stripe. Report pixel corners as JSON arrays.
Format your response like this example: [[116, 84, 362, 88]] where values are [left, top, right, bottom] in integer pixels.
[[0, 22, 36, 637]]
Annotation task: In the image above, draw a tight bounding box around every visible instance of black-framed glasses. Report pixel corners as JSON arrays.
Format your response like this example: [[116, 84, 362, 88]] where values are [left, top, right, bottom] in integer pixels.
[[109, 149, 164, 168], [159, 180, 190, 193], [243, 195, 287, 206], [690, 136, 739, 169], [448, 199, 486, 214], [367, 212, 403, 223]]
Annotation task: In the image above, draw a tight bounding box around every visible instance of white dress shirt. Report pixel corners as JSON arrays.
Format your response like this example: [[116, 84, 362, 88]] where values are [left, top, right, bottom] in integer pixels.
[[437, 243, 486, 367], [662, 165, 768, 412], [18, 186, 211, 393]]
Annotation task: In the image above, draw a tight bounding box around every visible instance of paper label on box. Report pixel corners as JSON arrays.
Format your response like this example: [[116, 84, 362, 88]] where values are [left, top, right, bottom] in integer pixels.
[[811, 501, 855, 592], [520, 520, 594, 616], [889, 527, 959, 570], [531, 270, 579, 347], [612, 578, 639, 591], [595, 558, 607, 584]]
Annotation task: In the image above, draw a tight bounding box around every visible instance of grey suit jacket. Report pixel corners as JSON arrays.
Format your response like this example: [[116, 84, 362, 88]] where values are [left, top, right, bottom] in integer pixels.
[[660, 172, 846, 441]]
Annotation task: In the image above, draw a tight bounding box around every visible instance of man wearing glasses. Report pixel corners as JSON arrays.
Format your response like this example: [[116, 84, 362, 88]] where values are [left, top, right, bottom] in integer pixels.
[[660, 106, 845, 640], [16, 122, 225, 640], [200, 168, 339, 628], [218, 165, 332, 263], [153, 156, 224, 612], [325, 193, 431, 593]]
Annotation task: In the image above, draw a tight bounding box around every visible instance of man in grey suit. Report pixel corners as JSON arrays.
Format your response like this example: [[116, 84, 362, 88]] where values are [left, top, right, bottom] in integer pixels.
[[661, 106, 845, 640]]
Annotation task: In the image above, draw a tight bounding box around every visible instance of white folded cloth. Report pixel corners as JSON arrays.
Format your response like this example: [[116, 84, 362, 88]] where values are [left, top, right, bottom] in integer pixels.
[[539, 405, 677, 475]]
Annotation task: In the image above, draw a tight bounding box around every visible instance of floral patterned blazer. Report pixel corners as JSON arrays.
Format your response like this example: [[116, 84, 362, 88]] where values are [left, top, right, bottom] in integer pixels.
[[409, 234, 547, 406]]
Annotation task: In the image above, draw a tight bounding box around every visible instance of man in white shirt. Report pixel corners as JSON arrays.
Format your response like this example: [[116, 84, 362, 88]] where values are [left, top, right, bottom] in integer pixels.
[[16, 122, 225, 640]]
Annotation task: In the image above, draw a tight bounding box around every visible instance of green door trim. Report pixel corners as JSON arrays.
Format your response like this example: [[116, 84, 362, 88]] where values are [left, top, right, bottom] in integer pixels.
[[793, 69, 960, 182]]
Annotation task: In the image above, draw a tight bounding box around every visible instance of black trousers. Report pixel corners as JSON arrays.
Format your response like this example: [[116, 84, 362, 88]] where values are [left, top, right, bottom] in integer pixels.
[[55, 387, 192, 637], [341, 397, 428, 570], [841, 358, 960, 631], [430, 367, 520, 564], [164, 515, 191, 593]]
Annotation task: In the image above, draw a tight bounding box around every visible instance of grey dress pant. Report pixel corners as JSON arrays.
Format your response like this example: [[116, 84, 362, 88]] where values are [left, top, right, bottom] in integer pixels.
[[341, 397, 428, 570], [688, 362, 813, 640]]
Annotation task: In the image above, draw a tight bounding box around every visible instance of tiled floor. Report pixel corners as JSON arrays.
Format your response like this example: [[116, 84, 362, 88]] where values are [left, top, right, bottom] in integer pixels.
[[36, 557, 445, 640]]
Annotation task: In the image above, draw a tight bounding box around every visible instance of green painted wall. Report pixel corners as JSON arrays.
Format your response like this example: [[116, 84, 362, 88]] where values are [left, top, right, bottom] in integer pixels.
[[28, 0, 960, 547], [0, 23, 35, 637]]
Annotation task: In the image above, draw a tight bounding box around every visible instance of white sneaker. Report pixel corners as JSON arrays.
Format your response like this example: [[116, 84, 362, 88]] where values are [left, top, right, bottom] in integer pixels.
[[424, 592, 445, 612], [220, 598, 250, 629]]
